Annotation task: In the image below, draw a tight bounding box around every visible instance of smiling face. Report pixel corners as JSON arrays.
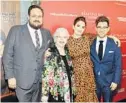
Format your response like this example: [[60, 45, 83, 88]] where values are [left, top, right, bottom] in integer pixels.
[[54, 28, 70, 48], [73, 20, 86, 37], [96, 21, 110, 38], [95, 16, 110, 38], [29, 8, 43, 29]]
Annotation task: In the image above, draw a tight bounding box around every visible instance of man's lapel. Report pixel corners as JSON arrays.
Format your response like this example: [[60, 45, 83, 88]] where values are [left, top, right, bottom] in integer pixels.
[[92, 38, 100, 62], [102, 37, 110, 62], [39, 29, 50, 52], [22, 24, 36, 55], [40, 29, 45, 50]]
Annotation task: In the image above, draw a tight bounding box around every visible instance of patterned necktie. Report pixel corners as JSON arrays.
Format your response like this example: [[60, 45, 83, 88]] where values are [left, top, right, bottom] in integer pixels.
[[98, 40, 103, 61], [35, 30, 40, 50]]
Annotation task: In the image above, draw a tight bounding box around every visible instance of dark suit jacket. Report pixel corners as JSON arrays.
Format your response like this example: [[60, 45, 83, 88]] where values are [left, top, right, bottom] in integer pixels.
[[90, 37, 122, 87], [3, 24, 52, 89]]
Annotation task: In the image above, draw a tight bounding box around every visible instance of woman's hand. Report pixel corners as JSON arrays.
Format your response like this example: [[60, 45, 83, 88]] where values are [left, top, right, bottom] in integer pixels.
[[108, 35, 121, 47], [45, 48, 51, 57]]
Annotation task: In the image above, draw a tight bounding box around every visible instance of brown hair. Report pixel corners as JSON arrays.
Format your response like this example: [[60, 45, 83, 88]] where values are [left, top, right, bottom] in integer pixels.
[[73, 16, 87, 26], [95, 15, 109, 26]]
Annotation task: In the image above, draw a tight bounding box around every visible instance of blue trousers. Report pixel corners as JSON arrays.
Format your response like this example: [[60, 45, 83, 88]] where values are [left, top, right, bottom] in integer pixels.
[[96, 85, 113, 102]]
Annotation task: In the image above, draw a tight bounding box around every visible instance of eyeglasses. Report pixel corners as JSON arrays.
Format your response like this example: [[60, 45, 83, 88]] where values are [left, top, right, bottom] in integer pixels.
[[97, 26, 109, 29]]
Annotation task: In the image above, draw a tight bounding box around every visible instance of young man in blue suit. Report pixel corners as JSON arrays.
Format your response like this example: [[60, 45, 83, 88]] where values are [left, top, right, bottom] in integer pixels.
[[90, 16, 122, 102]]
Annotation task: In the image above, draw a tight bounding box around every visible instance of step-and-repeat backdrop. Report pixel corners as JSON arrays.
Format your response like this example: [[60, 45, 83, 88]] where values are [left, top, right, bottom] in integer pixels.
[[0, 1, 126, 101], [40, 1, 126, 101]]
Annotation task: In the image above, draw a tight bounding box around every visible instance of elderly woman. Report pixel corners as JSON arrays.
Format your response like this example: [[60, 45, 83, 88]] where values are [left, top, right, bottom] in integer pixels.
[[41, 28, 76, 102]]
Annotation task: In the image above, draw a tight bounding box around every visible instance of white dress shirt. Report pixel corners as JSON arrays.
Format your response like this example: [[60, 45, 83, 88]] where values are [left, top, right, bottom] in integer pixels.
[[96, 36, 107, 59], [27, 23, 42, 48]]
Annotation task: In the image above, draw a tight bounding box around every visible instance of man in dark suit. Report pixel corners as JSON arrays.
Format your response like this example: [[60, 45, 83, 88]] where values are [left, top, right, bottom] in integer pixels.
[[3, 5, 52, 102], [90, 16, 122, 102]]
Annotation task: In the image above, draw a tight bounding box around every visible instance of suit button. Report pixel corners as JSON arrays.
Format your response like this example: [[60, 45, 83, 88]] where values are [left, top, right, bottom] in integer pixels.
[[35, 69, 37, 71]]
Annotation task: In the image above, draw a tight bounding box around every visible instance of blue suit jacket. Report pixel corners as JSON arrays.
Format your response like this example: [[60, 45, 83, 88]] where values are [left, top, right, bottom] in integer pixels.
[[90, 37, 122, 87]]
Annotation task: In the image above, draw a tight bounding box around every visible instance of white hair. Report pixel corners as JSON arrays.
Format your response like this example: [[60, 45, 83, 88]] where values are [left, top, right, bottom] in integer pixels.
[[53, 27, 70, 42]]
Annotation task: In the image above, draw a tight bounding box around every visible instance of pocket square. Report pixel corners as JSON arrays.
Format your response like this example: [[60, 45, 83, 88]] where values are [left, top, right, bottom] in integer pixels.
[[108, 51, 114, 53]]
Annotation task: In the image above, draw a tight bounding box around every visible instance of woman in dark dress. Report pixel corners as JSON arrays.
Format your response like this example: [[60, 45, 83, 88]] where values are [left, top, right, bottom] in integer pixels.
[[41, 28, 76, 102]]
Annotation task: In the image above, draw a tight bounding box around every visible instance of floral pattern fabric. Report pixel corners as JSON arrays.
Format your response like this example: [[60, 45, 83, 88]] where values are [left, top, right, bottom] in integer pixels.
[[41, 43, 75, 102]]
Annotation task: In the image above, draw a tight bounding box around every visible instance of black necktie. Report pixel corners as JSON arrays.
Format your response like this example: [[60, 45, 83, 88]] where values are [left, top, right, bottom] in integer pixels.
[[35, 30, 40, 50], [98, 40, 103, 61]]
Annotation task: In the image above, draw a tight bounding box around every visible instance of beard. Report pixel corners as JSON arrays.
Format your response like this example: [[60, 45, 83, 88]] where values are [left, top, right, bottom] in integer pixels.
[[29, 21, 42, 30]]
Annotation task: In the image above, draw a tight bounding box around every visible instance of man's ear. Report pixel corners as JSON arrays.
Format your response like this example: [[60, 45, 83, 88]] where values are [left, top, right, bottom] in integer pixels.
[[107, 27, 110, 32]]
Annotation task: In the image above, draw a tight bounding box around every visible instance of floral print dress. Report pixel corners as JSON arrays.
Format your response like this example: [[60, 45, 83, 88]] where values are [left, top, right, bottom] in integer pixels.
[[41, 43, 75, 102]]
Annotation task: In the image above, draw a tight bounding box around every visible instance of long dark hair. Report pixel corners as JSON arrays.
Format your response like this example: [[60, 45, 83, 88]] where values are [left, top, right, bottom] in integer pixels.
[[73, 16, 87, 26]]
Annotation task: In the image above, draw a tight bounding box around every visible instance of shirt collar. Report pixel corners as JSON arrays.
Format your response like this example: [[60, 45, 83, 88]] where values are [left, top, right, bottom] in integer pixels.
[[97, 36, 107, 43]]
